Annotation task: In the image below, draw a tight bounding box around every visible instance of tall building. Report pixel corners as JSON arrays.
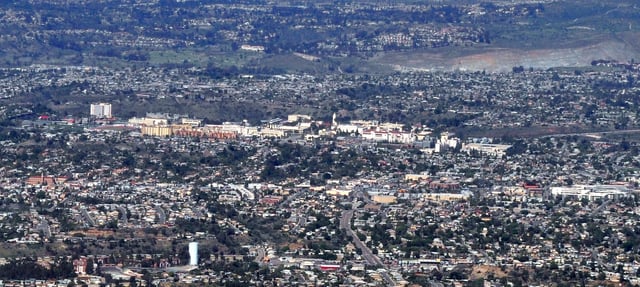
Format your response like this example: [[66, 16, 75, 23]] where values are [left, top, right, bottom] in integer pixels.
[[90, 103, 112, 118]]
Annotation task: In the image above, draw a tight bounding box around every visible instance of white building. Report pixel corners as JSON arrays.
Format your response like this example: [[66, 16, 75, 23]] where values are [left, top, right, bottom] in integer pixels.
[[180, 118, 203, 126], [240, 44, 265, 52], [360, 128, 414, 144], [287, 114, 312, 122], [462, 143, 512, 157], [550, 185, 633, 200], [128, 117, 168, 126], [336, 124, 362, 134], [90, 103, 112, 118], [433, 132, 460, 153]]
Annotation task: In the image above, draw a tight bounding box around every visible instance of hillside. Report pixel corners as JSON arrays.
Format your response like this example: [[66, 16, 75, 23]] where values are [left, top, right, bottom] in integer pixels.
[[373, 34, 640, 72]]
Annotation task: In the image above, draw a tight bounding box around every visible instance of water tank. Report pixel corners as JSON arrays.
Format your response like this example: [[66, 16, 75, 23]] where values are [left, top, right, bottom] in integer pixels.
[[188, 242, 198, 266]]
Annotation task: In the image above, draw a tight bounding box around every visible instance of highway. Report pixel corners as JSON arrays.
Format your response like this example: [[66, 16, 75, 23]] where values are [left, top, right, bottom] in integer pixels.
[[155, 205, 166, 224], [539, 128, 640, 139], [280, 188, 308, 234], [37, 216, 51, 238], [339, 210, 383, 265], [117, 205, 128, 224], [289, 215, 307, 234], [340, 199, 395, 286], [475, 243, 496, 265], [589, 199, 612, 269], [81, 208, 96, 227]]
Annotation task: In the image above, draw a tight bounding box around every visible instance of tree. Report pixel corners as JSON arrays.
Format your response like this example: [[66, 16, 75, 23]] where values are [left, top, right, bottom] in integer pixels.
[[142, 271, 154, 286], [129, 276, 138, 287], [467, 279, 484, 287], [86, 258, 94, 275]]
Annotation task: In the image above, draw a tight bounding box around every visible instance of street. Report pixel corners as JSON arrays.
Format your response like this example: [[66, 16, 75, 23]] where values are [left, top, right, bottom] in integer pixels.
[[340, 198, 395, 286]]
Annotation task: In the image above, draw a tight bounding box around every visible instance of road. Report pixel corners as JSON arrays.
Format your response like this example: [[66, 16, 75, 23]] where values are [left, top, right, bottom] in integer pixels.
[[540, 128, 640, 139], [37, 216, 51, 238], [589, 197, 608, 270], [155, 205, 166, 224], [289, 215, 307, 234], [279, 188, 305, 209], [475, 244, 496, 265], [117, 205, 128, 224], [352, 187, 372, 205], [81, 208, 96, 227], [594, 199, 612, 214], [340, 207, 395, 286], [281, 189, 307, 234], [340, 210, 382, 265]]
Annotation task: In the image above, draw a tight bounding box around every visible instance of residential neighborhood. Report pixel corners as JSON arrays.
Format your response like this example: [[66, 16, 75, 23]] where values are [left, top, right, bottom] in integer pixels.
[[0, 96, 639, 286], [0, 0, 639, 286]]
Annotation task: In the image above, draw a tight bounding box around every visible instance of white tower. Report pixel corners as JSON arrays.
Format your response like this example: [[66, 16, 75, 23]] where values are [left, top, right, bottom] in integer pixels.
[[188, 242, 198, 266], [332, 112, 337, 129]]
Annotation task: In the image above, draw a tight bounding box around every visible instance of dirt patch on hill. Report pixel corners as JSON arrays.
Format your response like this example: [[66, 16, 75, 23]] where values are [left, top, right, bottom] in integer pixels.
[[373, 33, 640, 72], [469, 265, 509, 280]]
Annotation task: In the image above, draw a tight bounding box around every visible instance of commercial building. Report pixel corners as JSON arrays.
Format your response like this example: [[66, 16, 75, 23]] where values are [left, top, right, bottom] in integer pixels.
[[550, 185, 633, 200], [421, 192, 471, 202], [461, 143, 512, 157], [371, 195, 397, 204]]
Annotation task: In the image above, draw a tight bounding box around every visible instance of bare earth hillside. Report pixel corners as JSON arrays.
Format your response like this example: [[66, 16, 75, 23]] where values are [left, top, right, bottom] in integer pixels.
[[373, 33, 640, 72]]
